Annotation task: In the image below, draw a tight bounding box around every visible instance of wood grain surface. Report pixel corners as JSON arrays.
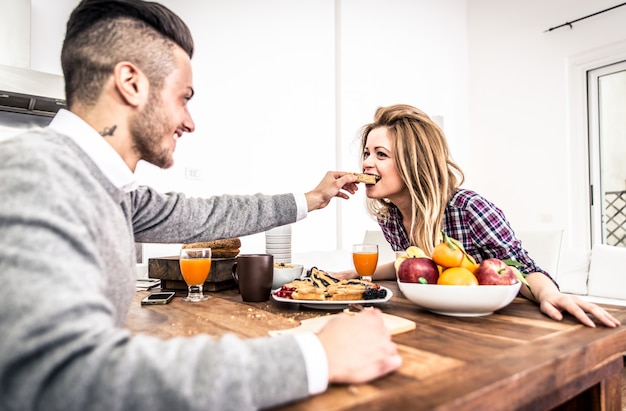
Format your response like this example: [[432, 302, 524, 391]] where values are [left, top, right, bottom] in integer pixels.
[[125, 281, 626, 411]]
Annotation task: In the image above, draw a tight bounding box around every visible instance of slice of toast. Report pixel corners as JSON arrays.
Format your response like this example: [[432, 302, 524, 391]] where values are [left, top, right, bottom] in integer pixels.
[[351, 172, 380, 184], [183, 237, 241, 249]]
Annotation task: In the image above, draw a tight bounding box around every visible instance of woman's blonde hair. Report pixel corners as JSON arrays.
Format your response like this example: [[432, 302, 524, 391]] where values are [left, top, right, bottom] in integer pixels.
[[360, 104, 464, 255]]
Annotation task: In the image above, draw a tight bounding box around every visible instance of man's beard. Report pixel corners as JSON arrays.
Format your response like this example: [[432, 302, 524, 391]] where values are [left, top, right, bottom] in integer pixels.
[[130, 91, 174, 169]]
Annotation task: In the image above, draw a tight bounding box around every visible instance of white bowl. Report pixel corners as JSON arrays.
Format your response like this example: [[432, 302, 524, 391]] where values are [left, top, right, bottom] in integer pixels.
[[272, 263, 304, 289], [397, 280, 521, 317]]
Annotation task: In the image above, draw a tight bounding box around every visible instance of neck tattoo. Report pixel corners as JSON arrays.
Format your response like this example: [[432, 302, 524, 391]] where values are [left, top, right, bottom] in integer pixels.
[[100, 125, 117, 137]]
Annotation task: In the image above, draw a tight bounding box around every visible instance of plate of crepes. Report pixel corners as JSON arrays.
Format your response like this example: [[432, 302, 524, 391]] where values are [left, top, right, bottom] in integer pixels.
[[272, 267, 392, 309]]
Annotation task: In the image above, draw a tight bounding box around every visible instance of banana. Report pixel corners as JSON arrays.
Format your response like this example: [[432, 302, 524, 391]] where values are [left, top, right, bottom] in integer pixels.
[[394, 255, 409, 271], [395, 246, 429, 272], [405, 246, 427, 258]]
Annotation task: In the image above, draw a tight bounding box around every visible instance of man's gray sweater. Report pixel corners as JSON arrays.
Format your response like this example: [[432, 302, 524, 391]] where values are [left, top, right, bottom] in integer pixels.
[[0, 129, 310, 410]]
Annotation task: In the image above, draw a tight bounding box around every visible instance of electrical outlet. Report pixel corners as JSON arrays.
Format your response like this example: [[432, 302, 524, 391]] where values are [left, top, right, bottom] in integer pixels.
[[185, 167, 203, 180]]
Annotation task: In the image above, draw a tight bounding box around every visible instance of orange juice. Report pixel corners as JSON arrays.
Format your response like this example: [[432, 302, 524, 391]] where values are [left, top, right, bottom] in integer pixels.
[[180, 258, 212, 285], [352, 252, 378, 276]]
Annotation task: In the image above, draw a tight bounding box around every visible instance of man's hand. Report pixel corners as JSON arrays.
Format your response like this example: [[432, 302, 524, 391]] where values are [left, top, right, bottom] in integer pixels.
[[305, 172, 359, 212], [316, 308, 402, 384]]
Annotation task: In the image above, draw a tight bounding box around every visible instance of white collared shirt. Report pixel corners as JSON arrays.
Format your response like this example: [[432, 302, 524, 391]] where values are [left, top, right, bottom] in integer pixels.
[[48, 109, 137, 193]]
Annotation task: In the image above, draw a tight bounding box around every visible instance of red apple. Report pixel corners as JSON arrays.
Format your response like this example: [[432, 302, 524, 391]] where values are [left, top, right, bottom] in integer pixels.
[[397, 257, 439, 284], [474, 258, 519, 285]]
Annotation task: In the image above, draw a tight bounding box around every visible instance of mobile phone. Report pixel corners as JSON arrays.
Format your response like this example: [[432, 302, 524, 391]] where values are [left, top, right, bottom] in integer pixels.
[[141, 291, 175, 305]]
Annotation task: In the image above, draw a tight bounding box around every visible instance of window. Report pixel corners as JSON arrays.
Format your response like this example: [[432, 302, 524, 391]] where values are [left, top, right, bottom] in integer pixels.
[[588, 61, 626, 247]]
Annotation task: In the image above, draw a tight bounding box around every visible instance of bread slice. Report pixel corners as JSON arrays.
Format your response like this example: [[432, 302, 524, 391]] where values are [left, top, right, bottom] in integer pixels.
[[276, 268, 383, 301], [326, 283, 366, 300], [351, 172, 380, 184], [183, 238, 241, 250], [287, 280, 326, 300], [309, 267, 340, 288], [210, 248, 240, 258]]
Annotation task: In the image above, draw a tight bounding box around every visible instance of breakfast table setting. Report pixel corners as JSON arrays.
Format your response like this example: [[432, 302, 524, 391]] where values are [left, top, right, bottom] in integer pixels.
[[128, 242, 626, 411]]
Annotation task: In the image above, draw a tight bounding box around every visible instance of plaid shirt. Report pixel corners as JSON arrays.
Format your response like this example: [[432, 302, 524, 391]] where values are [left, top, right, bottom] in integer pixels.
[[378, 188, 552, 278]]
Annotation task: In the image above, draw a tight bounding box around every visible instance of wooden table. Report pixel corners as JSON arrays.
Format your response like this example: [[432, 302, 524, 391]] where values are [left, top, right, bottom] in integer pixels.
[[125, 281, 626, 411]]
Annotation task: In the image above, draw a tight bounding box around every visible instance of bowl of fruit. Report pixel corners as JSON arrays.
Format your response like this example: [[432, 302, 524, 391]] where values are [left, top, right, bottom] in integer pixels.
[[395, 234, 524, 317]]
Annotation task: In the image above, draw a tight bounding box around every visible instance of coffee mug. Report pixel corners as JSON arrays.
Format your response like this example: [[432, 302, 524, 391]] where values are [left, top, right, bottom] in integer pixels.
[[232, 254, 274, 302]]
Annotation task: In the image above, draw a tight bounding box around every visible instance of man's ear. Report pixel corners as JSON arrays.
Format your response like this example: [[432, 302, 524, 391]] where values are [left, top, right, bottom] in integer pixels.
[[113, 62, 149, 107]]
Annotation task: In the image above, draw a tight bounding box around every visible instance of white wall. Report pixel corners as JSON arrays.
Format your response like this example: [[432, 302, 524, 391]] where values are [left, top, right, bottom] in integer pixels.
[[21, 0, 468, 265], [139, 0, 338, 259], [467, 0, 626, 255], [338, 0, 469, 253], [162, 0, 468, 263], [16, 1, 626, 269]]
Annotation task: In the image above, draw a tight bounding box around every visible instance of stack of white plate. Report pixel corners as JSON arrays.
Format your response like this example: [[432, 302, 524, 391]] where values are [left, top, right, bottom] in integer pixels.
[[266, 225, 291, 264]]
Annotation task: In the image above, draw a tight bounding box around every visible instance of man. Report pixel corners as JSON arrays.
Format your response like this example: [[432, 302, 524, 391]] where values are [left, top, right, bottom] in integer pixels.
[[0, 1, 401, 410]]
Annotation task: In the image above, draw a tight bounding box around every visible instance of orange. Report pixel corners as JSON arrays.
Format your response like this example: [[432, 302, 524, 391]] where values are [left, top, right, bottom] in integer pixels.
[[432, 241, 464, 268], [460, 254, 479, 274], [437, 267, 479, 285]]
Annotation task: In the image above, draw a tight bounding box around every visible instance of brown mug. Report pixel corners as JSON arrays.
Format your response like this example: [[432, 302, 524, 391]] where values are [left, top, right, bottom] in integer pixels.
[[232, 254, 274, 302]]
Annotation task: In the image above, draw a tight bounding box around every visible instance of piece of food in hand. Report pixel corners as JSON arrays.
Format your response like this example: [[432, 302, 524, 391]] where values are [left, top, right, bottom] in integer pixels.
[[474, 258, 519, 285], [397, 257, 440, 284], [350, 172, 380, 184]]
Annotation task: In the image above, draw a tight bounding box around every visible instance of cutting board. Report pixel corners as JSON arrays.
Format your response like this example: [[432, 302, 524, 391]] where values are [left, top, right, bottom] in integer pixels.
[[268, 312, 416, 337]]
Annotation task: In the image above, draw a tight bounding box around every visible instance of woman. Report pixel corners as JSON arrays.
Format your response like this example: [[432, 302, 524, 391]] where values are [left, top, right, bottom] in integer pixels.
[[341, 104, 619, 328]]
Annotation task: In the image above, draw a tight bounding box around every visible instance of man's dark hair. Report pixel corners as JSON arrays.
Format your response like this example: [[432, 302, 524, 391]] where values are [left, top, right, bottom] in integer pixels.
[[61, 0, 194, 107]]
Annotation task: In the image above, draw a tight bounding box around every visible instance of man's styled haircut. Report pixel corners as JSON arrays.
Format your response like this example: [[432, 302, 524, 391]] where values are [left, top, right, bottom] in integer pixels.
[[61, 0, 194, 108]]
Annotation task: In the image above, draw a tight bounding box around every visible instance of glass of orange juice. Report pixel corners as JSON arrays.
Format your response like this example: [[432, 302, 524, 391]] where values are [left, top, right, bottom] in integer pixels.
[[352, 244, 378, 282], [179, 247, 212, 302]]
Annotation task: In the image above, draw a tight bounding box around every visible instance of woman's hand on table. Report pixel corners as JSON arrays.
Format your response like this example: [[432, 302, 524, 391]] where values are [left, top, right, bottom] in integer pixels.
[[316, 308, 402, 384], [525, 272, 621, 328], [538, 292, 621, 328]]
